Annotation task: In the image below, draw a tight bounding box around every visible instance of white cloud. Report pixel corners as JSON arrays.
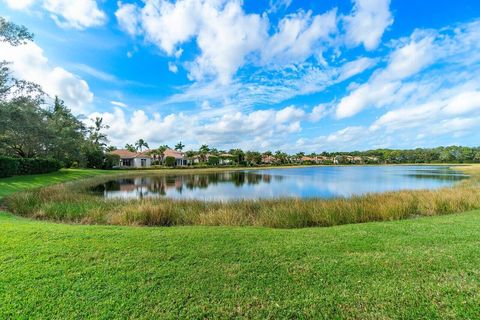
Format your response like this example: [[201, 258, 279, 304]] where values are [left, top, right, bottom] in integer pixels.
[[261, 9, 337, 66], [336, 30, 452, 119], [115, 1, 140, 35], [90, 104, 312, 150], [168, 62, 179, 74], [309, 104, 328, 122], [443, 91, 480, 115], [343, 0, 393, 50], [3, 0, 106, 29], [110, 101, 128, 108], [3, 0, 35, 10], [116, 0, 268, 84], [0, 41, 94, 113]]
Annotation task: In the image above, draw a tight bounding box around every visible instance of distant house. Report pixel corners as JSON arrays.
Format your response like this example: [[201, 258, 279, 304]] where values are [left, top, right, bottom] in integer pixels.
[[163, 148, 189, 166], [110, 149, 152, 168]]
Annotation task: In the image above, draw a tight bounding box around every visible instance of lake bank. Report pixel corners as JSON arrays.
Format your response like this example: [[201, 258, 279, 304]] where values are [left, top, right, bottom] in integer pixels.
[[4, 164, 480, 228]]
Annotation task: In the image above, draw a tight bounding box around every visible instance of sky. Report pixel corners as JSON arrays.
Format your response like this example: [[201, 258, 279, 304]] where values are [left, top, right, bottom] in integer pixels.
[[1, 0, 480, 152]]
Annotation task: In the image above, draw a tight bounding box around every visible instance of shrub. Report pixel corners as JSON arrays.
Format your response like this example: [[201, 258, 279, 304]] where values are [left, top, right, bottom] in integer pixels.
[[165, 156, 176, 167], [103, 154, 120, 169], [208, 156, 220, 166], [0, 157, 60, 177], [0, 156, 19, 178]]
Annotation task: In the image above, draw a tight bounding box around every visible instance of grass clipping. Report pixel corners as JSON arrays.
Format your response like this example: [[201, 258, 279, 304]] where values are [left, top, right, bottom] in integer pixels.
[[5, 165, 480, 228]]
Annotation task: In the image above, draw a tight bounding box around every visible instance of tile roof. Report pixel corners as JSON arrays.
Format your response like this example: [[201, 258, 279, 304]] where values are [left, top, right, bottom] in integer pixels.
[[110, 149, 152, 158]]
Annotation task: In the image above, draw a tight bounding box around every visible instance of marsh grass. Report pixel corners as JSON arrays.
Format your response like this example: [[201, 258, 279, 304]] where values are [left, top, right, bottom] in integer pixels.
[[5, 165, 480, 228]]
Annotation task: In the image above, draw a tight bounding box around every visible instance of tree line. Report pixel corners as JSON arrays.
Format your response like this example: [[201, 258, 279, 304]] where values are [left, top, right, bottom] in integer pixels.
[[0, 17, 119, 169]]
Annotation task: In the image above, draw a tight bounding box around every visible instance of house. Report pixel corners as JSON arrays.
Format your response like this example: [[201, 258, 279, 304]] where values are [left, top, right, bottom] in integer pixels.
[[110, 149, 152, 168], [219, 153, 234, 165], [262, 155, 276, 164], [163, 148, 189, 166]]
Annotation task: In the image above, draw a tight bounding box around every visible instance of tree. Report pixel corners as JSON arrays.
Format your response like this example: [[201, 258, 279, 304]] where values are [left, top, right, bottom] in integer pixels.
[[47, 97, 86, 166], [199, 144, 210, 162], [0, 98, 50, 158], [89, 117, 109, 149], [0, 17, 33, 46], [175, 141, 185, 151], [165, 156, 176, 167], [125, 144, 136, 152], [135, 139, 149, 152]]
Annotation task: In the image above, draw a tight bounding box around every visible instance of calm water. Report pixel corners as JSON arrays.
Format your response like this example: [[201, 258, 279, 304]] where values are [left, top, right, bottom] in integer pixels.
[[91, 166, 468, 201]]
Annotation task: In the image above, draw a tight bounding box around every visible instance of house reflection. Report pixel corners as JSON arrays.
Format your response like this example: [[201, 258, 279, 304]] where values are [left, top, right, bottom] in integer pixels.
[[91, 171, 279, 199]]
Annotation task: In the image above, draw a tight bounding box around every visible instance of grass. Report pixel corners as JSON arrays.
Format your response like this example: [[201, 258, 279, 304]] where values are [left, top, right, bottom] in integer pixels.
[[1, 168, 480, 318], [1, 210, 480, 318], [0, 168, 117, 200], [4, 165, 480, 228]]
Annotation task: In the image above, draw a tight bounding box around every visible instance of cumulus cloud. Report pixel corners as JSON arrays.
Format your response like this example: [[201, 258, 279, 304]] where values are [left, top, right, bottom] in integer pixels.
[[89, 104, 315, 150], [3, 0, 106, 29], [0, 41, 94, 113], [343, 0, 393, 50], [114, 0, 389, 86], [261, 9, 337, 66], [116, 0, 268, 84], [335, 21, 480, 119]]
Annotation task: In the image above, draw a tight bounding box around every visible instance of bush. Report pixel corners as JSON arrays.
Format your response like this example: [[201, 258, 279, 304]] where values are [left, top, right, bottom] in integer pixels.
[[165, 156, 176, 167], [0, 156, 19, 178], [208, 156, 220, 166], [0, 157, 60, 178], [103, 154, 120, 169]]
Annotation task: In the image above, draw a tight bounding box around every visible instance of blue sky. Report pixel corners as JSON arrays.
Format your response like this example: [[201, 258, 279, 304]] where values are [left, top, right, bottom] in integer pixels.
[[1, 0, 480, 152]]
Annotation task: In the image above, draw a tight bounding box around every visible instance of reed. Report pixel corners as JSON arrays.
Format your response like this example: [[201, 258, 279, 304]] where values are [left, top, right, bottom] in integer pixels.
[[5, 165, 480, 228]]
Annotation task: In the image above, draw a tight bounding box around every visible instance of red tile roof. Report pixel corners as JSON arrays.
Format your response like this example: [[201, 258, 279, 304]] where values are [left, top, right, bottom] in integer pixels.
[[110, 149, 152, 158]]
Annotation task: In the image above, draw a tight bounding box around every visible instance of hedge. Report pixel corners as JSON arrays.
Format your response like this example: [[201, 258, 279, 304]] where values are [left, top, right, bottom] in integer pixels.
[[0, 157, 61, 178]]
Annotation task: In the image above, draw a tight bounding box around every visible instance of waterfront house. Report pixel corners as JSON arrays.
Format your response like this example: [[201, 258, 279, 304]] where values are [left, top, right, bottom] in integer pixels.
[[110, 149, 152, 168]]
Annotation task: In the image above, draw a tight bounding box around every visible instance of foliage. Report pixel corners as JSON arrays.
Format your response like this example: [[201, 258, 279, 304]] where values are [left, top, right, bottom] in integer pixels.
[[134, 139, 149, 152], [0, 17, 33, 46], [165, 156, 176, 167], [0, 156, 60, 177], [125, 144, 136, 152], [175, 141, 185, 151], [207, 155, 219, 166], [103, 154, 120, 170], [0, 156, 19, 178]]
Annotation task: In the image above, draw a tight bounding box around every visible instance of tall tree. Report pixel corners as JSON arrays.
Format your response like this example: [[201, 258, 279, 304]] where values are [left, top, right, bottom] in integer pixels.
[[125, 144, 136, 152], [135, 139, 149, 152], [88, 117, 109, 149], [174, 141, 185, 151], [0, 17, 33, 46]]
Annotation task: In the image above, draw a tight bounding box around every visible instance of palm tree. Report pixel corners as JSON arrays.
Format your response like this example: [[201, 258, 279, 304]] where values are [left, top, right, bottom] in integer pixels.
[[125, 143, 136, 152], [199, 144, 210, 163], [135, 139, 149, 152], [175, 141, 185, 151]]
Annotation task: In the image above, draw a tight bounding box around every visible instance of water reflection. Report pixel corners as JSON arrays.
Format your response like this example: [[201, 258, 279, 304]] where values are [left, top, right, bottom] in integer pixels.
[[91, 166, 468, 201]]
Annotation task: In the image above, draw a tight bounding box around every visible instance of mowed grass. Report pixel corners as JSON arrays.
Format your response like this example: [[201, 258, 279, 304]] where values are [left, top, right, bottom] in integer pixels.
[[1, 210, 480, 318], [0, 168, 116, 200]]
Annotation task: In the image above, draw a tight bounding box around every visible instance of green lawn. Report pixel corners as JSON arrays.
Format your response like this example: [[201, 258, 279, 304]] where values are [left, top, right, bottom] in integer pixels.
[[0, 169, 113, 200], [1, 170, 480, 318]]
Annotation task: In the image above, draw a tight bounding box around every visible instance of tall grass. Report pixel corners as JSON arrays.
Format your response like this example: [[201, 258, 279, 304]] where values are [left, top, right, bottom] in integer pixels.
[[5, 165, 480, 228]]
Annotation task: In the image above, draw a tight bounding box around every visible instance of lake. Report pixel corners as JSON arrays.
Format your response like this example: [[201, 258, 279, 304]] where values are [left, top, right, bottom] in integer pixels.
[[90, 165, 468, 201]]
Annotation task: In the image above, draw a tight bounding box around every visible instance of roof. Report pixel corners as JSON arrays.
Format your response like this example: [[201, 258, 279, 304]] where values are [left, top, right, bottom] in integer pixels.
[[163, 148, 185, 159], [110, 149, 152, 159]]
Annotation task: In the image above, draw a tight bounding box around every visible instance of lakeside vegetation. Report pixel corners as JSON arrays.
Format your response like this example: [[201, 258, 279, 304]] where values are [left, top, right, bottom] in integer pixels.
[[5, 165, 480, 228]]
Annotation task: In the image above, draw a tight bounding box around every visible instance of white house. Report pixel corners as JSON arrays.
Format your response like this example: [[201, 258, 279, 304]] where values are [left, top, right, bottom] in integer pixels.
[[163, 148, 189, 166], [110, 149, 152, 168]]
